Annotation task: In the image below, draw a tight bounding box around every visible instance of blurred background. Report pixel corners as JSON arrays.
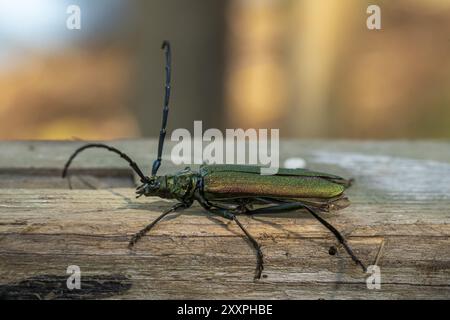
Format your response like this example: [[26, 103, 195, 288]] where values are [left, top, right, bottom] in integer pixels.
[[0, 0, 449, 140]]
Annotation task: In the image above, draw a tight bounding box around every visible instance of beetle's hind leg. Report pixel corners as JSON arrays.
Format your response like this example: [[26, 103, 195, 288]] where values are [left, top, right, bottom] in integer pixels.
[[303, 204, 366, 271], [128, 202, 189, 249], [248, 201, 367, 272]]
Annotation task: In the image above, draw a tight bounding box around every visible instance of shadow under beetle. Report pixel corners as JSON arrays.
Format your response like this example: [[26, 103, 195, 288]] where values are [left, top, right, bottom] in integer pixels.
[[62, 41, 366, 279]]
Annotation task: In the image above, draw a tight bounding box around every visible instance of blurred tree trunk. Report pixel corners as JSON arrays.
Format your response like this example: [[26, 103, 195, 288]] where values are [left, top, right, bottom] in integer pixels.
[[288, 0, 360, 137], [224, 0, 360, 138], [130, 0, 227, 137]]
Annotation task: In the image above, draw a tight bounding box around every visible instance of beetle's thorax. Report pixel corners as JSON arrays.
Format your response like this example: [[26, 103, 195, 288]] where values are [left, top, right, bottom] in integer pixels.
[[139, 168, 199, 202], [165, 169, 199, 201]]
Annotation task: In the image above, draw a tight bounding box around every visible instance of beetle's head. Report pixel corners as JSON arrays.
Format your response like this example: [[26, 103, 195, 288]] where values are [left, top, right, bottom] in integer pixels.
[[136, 176, 167, 198]]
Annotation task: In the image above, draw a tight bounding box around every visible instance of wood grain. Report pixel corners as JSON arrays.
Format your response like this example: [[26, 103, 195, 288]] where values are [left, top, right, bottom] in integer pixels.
[[0, 140, 449, 299]]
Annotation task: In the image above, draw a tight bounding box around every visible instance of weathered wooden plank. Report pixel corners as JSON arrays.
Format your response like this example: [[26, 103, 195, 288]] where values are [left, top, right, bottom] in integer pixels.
[[0, 140, 449, 299]]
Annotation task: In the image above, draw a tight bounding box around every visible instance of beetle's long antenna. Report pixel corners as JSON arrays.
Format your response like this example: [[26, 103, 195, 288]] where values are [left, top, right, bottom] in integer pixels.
[[62, 143, 149, 183], [151, 41, 171, 176]]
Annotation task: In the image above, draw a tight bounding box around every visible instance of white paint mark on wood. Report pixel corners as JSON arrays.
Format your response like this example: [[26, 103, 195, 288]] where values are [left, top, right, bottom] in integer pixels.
[[284, 157, 307, 169]]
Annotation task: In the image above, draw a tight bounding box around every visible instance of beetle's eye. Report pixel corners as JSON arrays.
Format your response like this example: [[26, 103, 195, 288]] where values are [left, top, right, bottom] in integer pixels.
[[148, 179, 160, 189]]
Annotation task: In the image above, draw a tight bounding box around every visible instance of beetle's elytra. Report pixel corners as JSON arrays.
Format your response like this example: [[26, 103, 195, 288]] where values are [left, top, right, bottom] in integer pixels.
[[62, 41, 366, 280]]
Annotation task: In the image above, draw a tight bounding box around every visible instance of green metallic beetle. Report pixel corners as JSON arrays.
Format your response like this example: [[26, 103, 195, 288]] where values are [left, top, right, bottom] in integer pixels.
[[62, 41, 366, 279]]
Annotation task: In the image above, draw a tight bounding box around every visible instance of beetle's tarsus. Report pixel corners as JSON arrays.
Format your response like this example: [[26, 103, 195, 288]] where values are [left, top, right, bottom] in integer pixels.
[[339, 240, 367, 272], [254, 246, 264, 280]]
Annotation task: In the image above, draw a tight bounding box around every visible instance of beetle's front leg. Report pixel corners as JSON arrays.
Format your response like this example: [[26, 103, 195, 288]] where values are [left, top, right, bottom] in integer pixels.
[[128, 202, 190, 248]]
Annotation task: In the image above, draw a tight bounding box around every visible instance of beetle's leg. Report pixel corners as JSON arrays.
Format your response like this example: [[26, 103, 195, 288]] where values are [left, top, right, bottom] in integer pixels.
[[195, 192, 246, 213], [214, 209, 264, 280], [62, 143, 150, 185], [231, 213, 264, 280], [194, 193, 263, 280], [128, 202, 188, 249], [247, 201, 367, 272], [302, 204, 366, 272]]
